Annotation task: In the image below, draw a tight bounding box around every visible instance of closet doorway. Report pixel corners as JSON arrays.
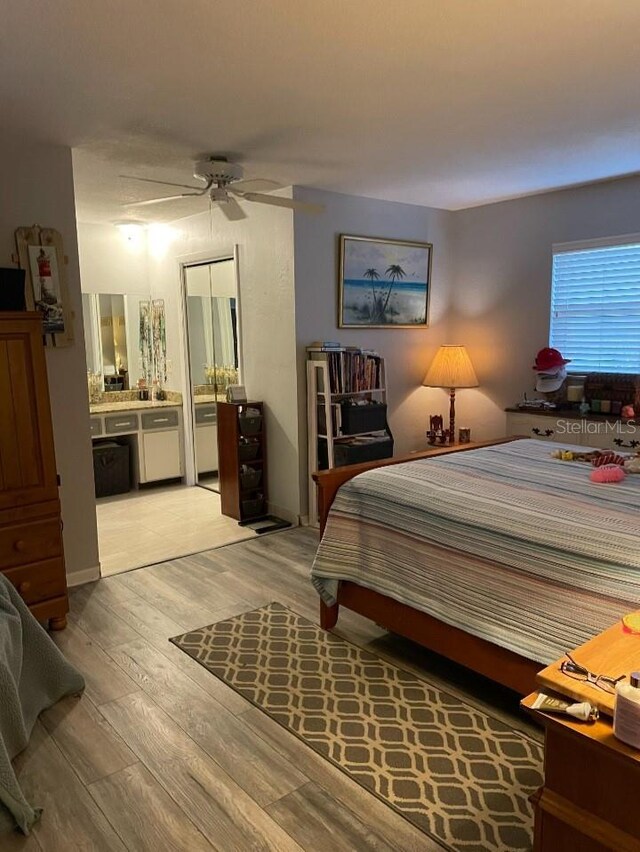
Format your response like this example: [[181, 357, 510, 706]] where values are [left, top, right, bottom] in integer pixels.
[[183, 257, 239, 493]]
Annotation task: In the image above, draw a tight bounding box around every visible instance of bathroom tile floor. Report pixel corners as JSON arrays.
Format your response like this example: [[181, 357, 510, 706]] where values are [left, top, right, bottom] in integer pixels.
[[96, 485, 257, 577]]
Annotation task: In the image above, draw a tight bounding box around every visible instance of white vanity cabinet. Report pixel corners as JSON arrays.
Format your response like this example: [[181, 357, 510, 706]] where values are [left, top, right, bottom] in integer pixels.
[[138, 409, 183, 483], [92, 405, 184, 486], [506, 410, 640, 450], [194, 404, 218, 474]]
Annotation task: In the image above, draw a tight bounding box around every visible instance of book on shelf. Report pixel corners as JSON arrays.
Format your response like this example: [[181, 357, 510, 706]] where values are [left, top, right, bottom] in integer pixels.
[[308, 346, 383, 394], [307, 341, 343, 351]]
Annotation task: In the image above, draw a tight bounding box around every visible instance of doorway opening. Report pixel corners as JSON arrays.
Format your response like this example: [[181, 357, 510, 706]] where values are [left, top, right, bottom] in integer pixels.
[[77, 220, 255, 577]]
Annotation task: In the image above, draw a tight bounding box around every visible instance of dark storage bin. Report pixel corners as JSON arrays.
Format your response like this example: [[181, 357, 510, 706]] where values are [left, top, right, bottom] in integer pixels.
[[340, 402, 387, 435], [239, 439, 260, 461], [333, 436, 393, 467], [240, 467, 262, 490], [93, 440, 130, 498], [242, 495, 265, 518], [239, 414, 263, 436]]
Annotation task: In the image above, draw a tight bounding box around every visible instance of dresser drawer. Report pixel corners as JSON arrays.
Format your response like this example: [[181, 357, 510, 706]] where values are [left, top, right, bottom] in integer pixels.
[[0, 519, 63, 569], [3, 557, 66, 605], [195, 404, 217, 425], [90, 417, 103, 437], [105, 413, 139, 434], [141, 409, 179, 430]]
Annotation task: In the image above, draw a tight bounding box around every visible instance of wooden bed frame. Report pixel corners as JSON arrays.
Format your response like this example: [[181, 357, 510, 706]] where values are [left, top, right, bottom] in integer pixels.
[[312, 436, 543, 696]]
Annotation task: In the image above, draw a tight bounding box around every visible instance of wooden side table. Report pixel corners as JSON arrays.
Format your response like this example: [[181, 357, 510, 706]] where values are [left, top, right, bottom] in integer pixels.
[[522, 617, 640, 851]]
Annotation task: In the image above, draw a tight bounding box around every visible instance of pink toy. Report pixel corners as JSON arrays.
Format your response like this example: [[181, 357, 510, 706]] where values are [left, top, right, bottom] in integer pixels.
[[590, 465, 626, 483]]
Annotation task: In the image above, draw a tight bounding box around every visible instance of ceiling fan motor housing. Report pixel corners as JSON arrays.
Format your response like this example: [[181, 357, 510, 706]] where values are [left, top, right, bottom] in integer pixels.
[[194, 157, 244, 185]]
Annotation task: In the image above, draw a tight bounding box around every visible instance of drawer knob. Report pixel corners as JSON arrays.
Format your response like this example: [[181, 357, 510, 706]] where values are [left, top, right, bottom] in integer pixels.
[[14, 540, 26, 553], [18, 581, 31, 595]]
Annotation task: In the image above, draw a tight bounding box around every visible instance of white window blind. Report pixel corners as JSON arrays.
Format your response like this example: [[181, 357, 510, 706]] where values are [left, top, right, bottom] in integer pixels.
[[550, 236, 640, 373]]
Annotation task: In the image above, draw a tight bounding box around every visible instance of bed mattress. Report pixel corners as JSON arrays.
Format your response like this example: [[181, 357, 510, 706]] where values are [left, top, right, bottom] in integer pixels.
[[311, 439, 640, 664]]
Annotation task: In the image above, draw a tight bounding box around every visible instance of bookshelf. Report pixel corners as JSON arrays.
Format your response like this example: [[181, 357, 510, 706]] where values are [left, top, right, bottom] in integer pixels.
[[307, 344, 393, 525]]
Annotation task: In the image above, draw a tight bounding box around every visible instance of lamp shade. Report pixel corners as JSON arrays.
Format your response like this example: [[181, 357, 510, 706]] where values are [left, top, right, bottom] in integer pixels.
[[423, 345, 478, 389]]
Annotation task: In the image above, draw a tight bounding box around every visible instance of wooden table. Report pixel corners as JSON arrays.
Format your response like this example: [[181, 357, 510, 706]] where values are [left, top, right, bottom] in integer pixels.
[[522, 618, 640, 851], [536, 615, 640, 718]]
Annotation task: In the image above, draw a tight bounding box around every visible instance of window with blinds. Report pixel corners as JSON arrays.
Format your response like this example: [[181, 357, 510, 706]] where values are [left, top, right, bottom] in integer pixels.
[[550, 235, 640, 373]]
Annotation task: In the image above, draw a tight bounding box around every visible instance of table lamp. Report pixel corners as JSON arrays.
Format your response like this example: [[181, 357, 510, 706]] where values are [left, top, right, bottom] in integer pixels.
[[423, 345, 478, 443]]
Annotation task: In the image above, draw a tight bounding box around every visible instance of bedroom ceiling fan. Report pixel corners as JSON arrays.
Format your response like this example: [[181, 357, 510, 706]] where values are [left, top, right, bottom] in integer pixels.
[[120, 155, 324, 220]]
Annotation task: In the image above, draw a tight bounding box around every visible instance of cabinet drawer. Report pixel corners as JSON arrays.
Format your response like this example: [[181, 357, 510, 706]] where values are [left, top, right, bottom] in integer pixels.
[[508, 414, 574, 444], [90, 417, 103, 437], [141, 409, 179, 430], [0, 519, 63, 569], [195, 405, 217, 425], [105, 413, 139, 434], [582, 425, 639, 451], [3, 557, 66, 605]]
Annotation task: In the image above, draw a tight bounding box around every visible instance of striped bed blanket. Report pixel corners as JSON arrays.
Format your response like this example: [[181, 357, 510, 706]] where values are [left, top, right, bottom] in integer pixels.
[[311, 439, 640, 664]]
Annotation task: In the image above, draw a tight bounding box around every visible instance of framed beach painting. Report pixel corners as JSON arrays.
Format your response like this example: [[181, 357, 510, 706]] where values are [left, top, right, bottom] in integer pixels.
[[338, 234, 432, 328]]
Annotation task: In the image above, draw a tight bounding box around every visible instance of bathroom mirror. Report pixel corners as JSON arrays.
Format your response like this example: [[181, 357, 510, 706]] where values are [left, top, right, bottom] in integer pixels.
[[185, 259, 239, 399], [82, 292, 149, 391]]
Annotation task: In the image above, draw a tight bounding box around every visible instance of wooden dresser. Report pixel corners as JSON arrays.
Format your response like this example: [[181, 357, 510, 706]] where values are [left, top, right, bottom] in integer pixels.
[[0, 312, 68, 629]]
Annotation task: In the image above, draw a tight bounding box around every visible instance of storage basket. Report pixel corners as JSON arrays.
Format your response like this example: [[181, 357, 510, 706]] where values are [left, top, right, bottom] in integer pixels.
[[241, 496, 264, 518], [340, 401, 387, 435], [238, 439, 260, 461], [93, 440, 130, 498], [333, 436, 393, 466], [240, 467, 262, 490], [239, 414, 263, 436]]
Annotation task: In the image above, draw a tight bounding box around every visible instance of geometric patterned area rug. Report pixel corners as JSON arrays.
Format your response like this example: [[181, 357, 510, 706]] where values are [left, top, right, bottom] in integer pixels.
[[170, 602, 543, 852]]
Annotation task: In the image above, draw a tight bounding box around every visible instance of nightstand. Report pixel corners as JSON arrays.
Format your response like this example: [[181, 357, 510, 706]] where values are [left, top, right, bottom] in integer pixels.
[[522, 618, 640, 851]]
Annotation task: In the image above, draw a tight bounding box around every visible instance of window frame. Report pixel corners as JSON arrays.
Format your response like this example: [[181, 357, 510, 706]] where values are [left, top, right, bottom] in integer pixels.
[[550, 232, 640, 375]]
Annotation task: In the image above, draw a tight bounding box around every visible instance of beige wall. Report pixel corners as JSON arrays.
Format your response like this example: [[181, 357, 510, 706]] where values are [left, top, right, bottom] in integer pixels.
[[452, 175, 640, 440], [0, 139, 99, 582], [293, 187, 455, 517]]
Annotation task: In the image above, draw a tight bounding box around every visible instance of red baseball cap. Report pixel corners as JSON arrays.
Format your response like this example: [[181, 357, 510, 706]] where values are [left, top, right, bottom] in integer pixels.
[[532, 347, 571, 371]]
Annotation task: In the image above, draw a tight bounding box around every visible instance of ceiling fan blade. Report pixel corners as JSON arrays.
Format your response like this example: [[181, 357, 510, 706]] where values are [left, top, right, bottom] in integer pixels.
[[232, 191, 324, 215], [230, 178, 283, 193], [122, 193, 206, 208], [217, 197, 247, 221], [119, 174, 206, 191]]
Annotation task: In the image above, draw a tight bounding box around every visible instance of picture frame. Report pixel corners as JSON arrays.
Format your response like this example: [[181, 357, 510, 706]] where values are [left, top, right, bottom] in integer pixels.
[[226, 384, 248, 403], [14, 226, 74, 346], [338, 234, 432, 328]]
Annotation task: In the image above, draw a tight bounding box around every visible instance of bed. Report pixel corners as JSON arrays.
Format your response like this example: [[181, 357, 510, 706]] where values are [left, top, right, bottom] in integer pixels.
[[311, 437, 640, 694]]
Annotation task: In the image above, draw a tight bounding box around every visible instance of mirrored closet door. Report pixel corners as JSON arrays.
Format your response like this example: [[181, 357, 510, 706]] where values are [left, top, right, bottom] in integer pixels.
[[184, 258, 239, 492]]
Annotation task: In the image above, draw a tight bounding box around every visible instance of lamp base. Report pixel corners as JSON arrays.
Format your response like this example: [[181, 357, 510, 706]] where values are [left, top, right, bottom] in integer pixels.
[[449, 388, 456, 446]]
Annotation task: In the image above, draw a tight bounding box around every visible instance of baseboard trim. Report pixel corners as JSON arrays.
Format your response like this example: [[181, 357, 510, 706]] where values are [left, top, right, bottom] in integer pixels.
[[67, 565, 101, 587], [266, 503, 299, 527]]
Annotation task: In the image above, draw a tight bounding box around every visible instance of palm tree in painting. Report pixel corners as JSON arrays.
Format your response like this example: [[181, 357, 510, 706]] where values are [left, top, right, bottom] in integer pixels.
[[379, 264, 406, 320], [363, 267, 380, 320]]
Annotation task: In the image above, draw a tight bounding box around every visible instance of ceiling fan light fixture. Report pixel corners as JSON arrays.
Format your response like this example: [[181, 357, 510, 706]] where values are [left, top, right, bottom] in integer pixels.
[[193, 157, 244, 184], [113, 220, 146, 242]]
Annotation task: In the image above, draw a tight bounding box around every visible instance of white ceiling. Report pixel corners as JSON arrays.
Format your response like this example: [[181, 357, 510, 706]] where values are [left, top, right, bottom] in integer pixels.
[[3, 0, 640, 222]]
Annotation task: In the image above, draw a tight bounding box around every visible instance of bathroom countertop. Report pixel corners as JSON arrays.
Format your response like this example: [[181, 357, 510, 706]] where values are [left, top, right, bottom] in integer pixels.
[[90, 399, 181, 415], [194, 394, 222, 405]]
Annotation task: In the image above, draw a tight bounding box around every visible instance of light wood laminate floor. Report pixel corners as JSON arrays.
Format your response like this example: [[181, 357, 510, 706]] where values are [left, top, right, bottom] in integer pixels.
[[9, 528, 535, 852]]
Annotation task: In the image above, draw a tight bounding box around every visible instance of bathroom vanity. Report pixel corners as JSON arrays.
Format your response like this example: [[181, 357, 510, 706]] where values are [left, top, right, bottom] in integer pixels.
[[90, 397, 184, 487]]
